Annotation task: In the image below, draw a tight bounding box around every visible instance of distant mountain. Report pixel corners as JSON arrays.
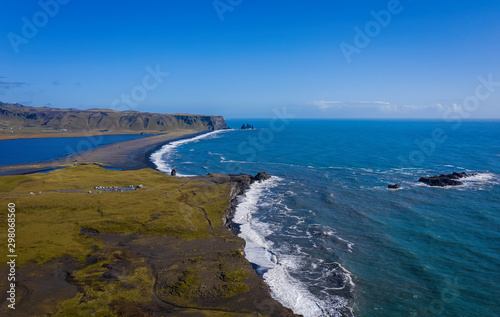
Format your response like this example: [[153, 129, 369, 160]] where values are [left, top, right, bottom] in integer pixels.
[[0, 102, 229, 132]]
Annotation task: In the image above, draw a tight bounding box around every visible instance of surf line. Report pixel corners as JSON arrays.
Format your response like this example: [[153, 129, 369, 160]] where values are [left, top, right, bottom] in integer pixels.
[[150, 129, 231, 175]]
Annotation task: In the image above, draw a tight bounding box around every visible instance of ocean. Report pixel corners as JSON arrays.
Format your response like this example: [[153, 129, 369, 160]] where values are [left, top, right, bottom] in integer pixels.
[[151, 119, 500, 317]]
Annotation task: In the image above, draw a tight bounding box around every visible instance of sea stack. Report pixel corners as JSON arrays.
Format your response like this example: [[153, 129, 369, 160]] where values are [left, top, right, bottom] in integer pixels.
[[241, 123, 254, 130], [418, 172, 477, 187]]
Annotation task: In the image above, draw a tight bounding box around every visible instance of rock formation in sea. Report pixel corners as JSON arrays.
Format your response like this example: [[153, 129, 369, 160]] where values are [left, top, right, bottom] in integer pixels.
[[418, 172, 477, 187], [241, 123, 254, 130]]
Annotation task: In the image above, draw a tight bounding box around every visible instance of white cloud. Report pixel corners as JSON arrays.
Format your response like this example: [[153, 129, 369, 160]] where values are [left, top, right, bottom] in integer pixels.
[[309, 100, 447, 114], [379, 105, 399, 112], [431, 103, 465, 113], [310, 100, 393, 111], [434, 103, 445, 111], [402, 104, 433, 111], [355, 101, 390, 105], [310, 100, 344, 110]]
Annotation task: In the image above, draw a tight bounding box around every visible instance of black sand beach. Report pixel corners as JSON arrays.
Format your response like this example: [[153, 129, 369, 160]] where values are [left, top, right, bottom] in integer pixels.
[[0, 129, 299, 316], [0, 130, 205, 176]]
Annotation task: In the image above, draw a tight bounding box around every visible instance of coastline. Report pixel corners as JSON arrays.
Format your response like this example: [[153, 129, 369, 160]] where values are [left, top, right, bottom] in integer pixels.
[[0, 129, 300, 316], [0, 130, 163, 141], [0, 130, 208, 176]]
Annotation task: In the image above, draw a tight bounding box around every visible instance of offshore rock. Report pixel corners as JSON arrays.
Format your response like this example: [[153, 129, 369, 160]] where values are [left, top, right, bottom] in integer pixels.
[[418, 172, 477, 187], [240, 123, 254, 130], [254, 171, 271, 182]]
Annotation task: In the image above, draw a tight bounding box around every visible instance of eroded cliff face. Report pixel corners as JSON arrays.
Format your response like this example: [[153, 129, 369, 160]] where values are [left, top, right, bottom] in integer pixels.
[[194, 172, 272, 235], [0, 102, 229, 132]]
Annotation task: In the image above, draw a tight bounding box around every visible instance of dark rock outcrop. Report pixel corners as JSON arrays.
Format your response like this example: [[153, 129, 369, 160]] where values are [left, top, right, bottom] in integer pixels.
[[79, 227, 100, 236], [418, 172, 477, 187], [241, 123, 254, 130], [196, 172, 272, 235], [254, 171, 271, 182], [388, 184, 400, 189], [170, 169, 176, 176]]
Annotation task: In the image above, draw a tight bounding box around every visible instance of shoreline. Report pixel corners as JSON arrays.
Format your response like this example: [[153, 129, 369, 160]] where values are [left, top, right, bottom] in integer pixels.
[[0, 128, 300, 316], [128, 130, 301, 315], [143, 130, 219, 171], [0, 166, 298, 316], [0, 130, 210, 176], [0, 130, 163, 141]]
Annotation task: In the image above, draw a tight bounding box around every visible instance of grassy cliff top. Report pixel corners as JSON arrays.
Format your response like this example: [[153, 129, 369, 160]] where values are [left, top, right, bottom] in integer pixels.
[[0, 165, 297, 316]]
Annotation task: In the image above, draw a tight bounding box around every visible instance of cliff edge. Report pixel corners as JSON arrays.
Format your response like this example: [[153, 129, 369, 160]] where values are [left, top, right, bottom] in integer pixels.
[[0, 102, 229, 134]]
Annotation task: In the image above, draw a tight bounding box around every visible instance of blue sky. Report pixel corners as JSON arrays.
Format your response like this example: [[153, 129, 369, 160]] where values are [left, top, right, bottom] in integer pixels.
[[1, 0, 499, 118]]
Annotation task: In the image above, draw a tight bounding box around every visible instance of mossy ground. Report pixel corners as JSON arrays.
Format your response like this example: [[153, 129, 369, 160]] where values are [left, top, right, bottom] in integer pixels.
[[0, 165, 273, 316], [0, 165, 224, 266]]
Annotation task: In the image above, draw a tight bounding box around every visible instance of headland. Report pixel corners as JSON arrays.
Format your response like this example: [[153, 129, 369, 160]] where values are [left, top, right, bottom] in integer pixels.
[[0, 104, 298, 316]]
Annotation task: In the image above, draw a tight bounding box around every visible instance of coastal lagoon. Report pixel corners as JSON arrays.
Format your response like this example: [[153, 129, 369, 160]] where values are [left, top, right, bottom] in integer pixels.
[[152, 119, 500, 317], [0, 134, 151, 166]]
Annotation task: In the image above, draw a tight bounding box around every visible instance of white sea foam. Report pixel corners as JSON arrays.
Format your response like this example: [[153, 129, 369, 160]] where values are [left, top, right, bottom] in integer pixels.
[[459, 172, 499, 190], [224, 160, 250, 164], [263, 258, 351, 317], [234, 177, 280, 270], [150, 130, 229, 175], [151, 131, 354, 316], [412, 172, 499, 190], [264, 261, 329, 317], [337, 236, 355, 252], [234, 177, 353, 317], [463, 172, 496, 182]]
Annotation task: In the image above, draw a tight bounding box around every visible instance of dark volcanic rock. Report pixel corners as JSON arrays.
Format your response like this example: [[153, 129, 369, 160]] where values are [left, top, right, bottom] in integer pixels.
[[388, 184, 400, 189], [196, 172, 273, 235], [418, 172, 477, 187], [241, 123, 255, 130], [254, 171, 271, 182], [79, 227, 99, 236]]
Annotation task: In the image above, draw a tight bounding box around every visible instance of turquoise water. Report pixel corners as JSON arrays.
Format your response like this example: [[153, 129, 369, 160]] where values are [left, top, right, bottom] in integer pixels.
[[152, 120, 500, 317], [0, 134, 151, 166]]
